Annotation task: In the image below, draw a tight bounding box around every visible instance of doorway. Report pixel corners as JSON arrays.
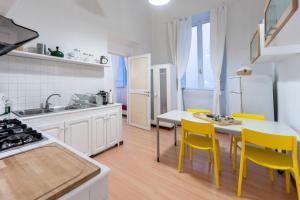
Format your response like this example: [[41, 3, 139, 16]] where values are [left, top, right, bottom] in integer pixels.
[[111, 54, 128, 117]]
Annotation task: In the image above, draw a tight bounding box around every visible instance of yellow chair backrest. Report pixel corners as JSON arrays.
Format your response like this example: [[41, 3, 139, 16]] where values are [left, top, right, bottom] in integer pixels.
[[232, 112, 265, 121], [187, 108, 212, 114], [242, 128, 296, 151], [181, 119, 215, 137]]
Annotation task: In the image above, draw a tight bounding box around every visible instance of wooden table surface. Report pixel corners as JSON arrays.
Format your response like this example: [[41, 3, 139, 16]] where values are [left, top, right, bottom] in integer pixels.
[[0, 143, 101, 200]]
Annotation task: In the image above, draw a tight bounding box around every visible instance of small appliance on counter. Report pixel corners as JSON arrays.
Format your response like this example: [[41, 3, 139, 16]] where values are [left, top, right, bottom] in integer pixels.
[[97, 91, 109, 105], [48, 46, 64, 58], [69, 93, 97, 107], [0, 15, 39, 56], [100, 56, 108, 64]]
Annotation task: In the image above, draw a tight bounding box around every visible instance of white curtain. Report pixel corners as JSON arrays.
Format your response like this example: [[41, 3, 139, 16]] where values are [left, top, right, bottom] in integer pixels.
[[211, 5, 227, 115], [167, 17, 192, 110]]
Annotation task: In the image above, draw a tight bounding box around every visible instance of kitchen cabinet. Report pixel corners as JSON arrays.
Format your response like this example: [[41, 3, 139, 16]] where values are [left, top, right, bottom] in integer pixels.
[[251, 0, 300, 64], [250, 26, 261, 64], [251, 23, 300, 64], [264, 0, 298, 46], [23, 104, 122, 156], [65, 117, 92, 156], [36, 122, 65, 142], [106, 111, 120, 148], [92, 110, 121, 155], [92, 114, 107, 154]]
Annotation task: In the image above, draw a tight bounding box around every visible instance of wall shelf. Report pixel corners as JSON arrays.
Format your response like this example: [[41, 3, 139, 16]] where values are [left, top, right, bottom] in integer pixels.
[[7, 50, 112, 68]]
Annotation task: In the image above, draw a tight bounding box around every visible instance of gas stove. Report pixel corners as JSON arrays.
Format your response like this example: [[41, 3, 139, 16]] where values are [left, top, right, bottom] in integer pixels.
[[0, 119, 44, 152]]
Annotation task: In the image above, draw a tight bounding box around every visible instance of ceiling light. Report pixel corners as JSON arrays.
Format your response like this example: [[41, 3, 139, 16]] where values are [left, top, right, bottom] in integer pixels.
[[149, 0, 170, 6]]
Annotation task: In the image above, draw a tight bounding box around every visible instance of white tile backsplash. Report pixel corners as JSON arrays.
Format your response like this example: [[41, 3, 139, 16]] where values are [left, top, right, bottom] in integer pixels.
[[0, 55, 105, 111]]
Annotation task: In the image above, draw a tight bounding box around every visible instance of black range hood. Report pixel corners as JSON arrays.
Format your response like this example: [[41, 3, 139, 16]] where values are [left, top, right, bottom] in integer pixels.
[[0, 15, 39, 56]]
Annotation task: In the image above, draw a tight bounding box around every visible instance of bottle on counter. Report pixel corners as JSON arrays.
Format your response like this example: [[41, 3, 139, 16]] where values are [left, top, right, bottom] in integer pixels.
[[0, 94, 5, 115], [108, 90, 113, 104], [0, 96, 11, 117], [4, 98, 11, 114]]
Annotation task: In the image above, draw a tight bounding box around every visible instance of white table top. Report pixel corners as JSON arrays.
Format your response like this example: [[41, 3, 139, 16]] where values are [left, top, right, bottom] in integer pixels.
[[157, 110, 300, 141]]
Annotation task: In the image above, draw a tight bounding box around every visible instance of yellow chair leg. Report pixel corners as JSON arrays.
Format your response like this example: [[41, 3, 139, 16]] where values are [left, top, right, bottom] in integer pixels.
[[217, 144, 221, 172], [232, 139, 237, 171], [207, 150, 212, 164], [229, 135, 234, 160], [178, 141, 185, 172], [237, 158, 246, 197], [285, 170, 291, 194], [269, 169, 275, 182], [293, 168, 300, 200], [213, 148, 219, 190], [189, 146, 193, 161], [243, 160, 247, 178]]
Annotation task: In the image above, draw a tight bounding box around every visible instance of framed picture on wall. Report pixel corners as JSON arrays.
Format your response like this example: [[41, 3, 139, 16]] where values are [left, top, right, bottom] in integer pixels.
[[250, 26, 261, 64], [264, 0, 298, 46]]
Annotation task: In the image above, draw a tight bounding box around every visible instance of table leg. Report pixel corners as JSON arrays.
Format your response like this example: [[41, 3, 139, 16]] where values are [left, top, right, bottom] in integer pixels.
[[157, 118, 160, 162], [174, 123, 177, 146]]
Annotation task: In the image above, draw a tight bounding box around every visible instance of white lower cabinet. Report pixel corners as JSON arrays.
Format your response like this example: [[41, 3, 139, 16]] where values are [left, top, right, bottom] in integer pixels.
[[91, 110, 121, 155], [25, 105, 122, 156], [92, 114, 107, 154], [65, 117, 92, 156], [106, 111, 119, 148], [36, 122, 65, 142]]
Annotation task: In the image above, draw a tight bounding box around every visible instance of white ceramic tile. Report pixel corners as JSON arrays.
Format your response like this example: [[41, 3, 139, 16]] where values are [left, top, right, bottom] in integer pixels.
[[0, 56, 104, 110]]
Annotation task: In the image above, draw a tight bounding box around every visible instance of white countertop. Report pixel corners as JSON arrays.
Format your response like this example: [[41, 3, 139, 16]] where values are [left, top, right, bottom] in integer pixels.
[[17, 103, 121, 120], [0, 120, 111, 200]]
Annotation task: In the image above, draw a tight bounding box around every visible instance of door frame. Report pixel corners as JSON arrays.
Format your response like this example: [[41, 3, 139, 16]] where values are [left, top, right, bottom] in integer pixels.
[[127, 54, 151, 130]]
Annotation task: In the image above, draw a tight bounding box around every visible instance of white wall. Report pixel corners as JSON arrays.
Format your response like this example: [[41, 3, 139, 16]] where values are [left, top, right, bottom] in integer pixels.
[[0, 55, 104, 110], [151, 0, 221, 65], [226, 0, 273, 77], [0, 0, 151, 110], [271, 0, 300, 133], [276, 56, 300, 132], [5, 0, 152, 56]]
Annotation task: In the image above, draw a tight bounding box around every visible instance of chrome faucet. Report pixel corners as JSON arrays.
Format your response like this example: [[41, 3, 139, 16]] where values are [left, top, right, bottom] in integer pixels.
[[44, 94, 61, 111]]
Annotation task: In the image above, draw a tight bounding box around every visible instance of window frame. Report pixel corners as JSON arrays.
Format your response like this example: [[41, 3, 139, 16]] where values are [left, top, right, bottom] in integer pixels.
[[183, 12, 211, 90]]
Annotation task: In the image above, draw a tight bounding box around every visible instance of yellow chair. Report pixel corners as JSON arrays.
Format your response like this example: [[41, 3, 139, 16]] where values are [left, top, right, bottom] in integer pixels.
[[230, 112, 265, 171], [237, 128, 300, 199], [186, 108, 212, 114], [178, 119, 221, 189], [186, 108, 212, 163]]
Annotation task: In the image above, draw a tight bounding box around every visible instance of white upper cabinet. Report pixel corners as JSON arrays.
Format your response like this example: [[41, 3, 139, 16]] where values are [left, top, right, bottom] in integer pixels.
[[253, 23, 300, 63], [264, 0, 299, 46], [251, 0, 300, 64]]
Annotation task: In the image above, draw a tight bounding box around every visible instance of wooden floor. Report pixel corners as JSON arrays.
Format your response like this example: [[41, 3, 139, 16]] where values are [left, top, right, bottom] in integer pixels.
[[94, 119, 298, 200]]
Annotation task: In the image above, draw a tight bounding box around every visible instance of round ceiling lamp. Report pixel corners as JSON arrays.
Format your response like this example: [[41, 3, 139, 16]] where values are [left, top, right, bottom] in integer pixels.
[[149, 0, 170, 6]]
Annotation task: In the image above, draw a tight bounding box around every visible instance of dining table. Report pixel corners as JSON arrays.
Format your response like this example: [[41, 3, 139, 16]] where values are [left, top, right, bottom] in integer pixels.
[[156, 110, 300, 162]]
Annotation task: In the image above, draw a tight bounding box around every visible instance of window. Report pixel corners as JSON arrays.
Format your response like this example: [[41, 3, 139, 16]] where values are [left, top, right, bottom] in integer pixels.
[[202, 22, 214, 89], [183, 12, 214, 90]]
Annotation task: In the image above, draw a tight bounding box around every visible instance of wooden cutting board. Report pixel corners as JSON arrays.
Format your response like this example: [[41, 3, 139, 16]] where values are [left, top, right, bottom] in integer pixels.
[[193, 113, 242, 126], [0, 143, 101, 200]]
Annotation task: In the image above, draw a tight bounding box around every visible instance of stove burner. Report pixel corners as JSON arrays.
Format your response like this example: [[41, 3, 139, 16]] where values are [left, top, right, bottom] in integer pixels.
[[0, 119, 43, 151]]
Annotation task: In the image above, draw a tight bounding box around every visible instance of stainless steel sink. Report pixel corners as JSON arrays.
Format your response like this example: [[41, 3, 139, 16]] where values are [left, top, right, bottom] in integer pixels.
[[13, 104, 98, 117], [13, 108, 53, 117]]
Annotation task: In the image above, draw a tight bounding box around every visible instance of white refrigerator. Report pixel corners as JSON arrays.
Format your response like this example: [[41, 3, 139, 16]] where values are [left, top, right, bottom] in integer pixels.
[[228, 76, 274, 121]]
